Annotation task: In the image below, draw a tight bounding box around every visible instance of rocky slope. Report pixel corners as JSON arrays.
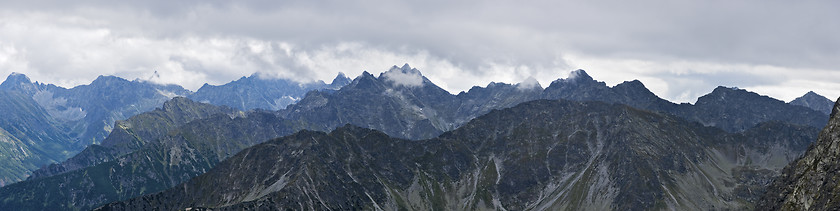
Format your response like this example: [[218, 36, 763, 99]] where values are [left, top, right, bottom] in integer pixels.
[[189, 72, 351, 111], [790, 91, 835, 115], [757, 98, 840, 210], [26, 97, 239, 180], [0, 91, 72, 185], [99, 100, 817, 210]]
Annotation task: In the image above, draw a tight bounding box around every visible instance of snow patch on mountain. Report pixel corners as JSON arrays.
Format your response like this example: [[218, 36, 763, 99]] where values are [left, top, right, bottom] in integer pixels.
[[156, 89, 183, 98], [32, 90, 86, 121], [273, 96, 300, 110]]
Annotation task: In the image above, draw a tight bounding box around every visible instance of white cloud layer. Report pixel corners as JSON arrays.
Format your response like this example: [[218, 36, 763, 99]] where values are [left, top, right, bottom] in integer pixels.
[[517, 77, 541, 90], [382, 67, 424, 87], [0, 1, 837, 102]]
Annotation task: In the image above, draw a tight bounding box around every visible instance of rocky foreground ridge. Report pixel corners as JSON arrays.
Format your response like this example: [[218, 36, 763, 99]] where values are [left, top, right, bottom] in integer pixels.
[[757, 97, 840, 210]]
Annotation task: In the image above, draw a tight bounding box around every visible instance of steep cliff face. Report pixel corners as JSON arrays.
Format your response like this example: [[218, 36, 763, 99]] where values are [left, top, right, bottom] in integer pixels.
[[99, 100, 816, 210], [757, 98, 840, 210]]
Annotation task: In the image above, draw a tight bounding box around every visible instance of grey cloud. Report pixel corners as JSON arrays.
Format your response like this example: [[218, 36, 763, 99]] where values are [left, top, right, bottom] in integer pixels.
[[0, 0, 837, 102]]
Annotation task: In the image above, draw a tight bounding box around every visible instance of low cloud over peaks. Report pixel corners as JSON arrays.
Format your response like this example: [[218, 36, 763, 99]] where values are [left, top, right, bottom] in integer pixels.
[[0, 1, 838, 102], [517, 77, 541, 90], [381, 64, 424, 87]]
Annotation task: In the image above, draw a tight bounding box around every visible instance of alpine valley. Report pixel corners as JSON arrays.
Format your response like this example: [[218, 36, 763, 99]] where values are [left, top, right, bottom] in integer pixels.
[[0, 64, 835, 210]]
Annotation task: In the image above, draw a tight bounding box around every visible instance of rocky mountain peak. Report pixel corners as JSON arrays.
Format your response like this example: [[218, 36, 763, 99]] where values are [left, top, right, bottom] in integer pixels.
[[542, 69, 609, 101], [0, 72, 37, 93], [612, 80, 659, 99], [547, 69, 600, 88], [348, 71, 383, 90], [360, 70, 373, 77], [612, 79, 646, 91], [2, 72, 32, 85], [563, 69, 594, 82], [382, 63, 421, 75], [380, 63, 422, 78], [568, 69, 592, 80], [377, 64, 429, 88], [90, 75, 131, 87], [790, 91, 834, 115], [695, 86, 762, 105], [328, 72, 352, 89], [161, 96, 198, 111], [711, 86, 744, 94], [400, 63, 413, 70]]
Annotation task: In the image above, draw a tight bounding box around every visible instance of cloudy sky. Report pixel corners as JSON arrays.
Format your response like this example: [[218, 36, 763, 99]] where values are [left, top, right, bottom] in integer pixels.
[[0, 1, 837, 103]]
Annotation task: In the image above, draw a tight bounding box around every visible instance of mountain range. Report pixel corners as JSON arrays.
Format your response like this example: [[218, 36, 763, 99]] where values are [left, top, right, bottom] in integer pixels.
[[282, 65, 828, 141], [0, 64, 836, 210], [0, 74, 190, 185], [98, 99, 817, 210], [0, 72, 350, 186], [189, 72, 351, 111]]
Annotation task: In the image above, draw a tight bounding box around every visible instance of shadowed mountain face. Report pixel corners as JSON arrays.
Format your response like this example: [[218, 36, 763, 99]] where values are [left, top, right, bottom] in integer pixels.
[[98, 100, 817, 210], [188, 72, 351, 111], [790, 91, 835, 115], [757, 98, 840, 210]]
